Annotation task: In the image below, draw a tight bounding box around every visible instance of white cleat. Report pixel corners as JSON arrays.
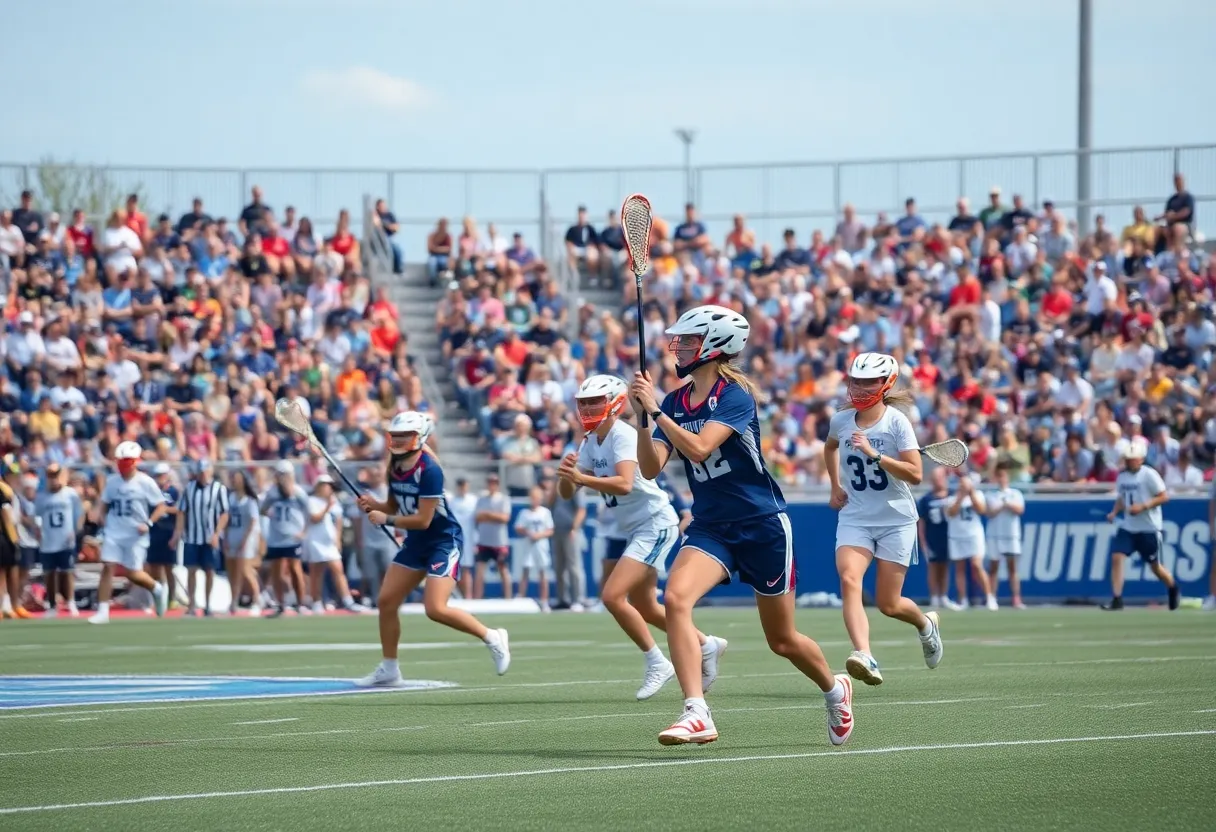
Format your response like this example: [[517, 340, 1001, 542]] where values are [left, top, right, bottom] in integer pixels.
[[700, 636, 728, 693], [920, 611, 943, 669], [44, 608, 58, 619], [247, 605, 262, 618], [356, 662, 405, 688], [1202, 596, 1216, 612], [152, 583, 169, 618], [845, 650, 884, 686], [67, 604, 79, 617], [87, 611, 109, 625], [826, 674, 855, 747], [311, 602, 326, 615], [985, 596, 999, 611], [658, 705, 718, 746], [946, 598, 966, 611], [637, 660, 676, 701], [486, 628, 511, 675]]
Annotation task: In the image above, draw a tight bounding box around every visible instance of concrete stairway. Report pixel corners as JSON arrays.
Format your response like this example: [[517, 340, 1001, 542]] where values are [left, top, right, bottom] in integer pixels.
[[389, 266, 496, 485]]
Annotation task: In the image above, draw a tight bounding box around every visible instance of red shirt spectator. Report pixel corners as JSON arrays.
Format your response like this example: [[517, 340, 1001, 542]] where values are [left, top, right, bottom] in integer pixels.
[[1040, 284, 1074, 322], [949, 271, 981, 307], [912, 360, 940, 389], [66, 211, 94, 257], [262, 231, 290, 259]]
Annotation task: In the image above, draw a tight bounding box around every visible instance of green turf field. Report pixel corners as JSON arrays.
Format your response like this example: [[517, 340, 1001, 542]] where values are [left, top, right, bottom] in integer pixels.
[[1, 608, 1214, 831]]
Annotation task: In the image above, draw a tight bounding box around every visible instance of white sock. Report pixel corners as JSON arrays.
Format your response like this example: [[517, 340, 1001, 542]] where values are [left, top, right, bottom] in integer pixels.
[[684, 697, 708, 713], [700, 637, 718, 655], [919, 618, 934, 637], [987, 594, 997, 604], [643, 645, 664, 665], [0, 596, 11, 613], [342, 595, 355, 606], [382, 658, 399, 673], [930, 595, 941, 607], [98, 602, 110, 615], [152, 581, 164, 595], [482, 630, 500, 646], [824, 679, 845, 704]]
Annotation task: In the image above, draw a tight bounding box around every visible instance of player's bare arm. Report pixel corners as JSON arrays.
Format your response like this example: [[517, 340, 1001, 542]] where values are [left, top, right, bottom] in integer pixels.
[[357, 493, 396, 515], [850, 430, 922, 485], [569, 460, 636, 498]]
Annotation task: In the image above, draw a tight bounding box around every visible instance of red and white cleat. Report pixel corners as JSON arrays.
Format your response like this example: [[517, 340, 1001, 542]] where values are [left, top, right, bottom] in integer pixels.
[[658, 705, 718, 746], [826, 674, 854, 747]]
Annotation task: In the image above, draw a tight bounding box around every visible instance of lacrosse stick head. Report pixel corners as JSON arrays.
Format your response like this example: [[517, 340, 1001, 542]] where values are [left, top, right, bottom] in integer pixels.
[[620, 193, 653, 278], [274, 397, 315, 442], [924, 438, 969, 468]]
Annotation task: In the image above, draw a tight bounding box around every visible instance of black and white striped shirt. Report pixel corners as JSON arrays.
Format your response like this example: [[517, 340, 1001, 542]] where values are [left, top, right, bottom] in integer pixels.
[[177, 479, 230, 545]]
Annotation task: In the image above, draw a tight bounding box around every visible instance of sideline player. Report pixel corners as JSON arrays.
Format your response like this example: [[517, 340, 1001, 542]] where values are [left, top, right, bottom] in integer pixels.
[[34, 463, 84, 617], [145, 463, 181, 609], [1102, 438, 1179, 611], [514, 485, 554, 609], [984, 461, 1026, 609], [632, 304, 853, 747], [558, 374, 726, 701], [261, 460, 310, 616], [356, 412, 510, 687], [917, 466, 958, 610], [88, 442, 170, 624], [825, 352, 942, 687], [945, 473, 997, 610], [224, 470, 262, 615], [303, 475, 365, 613], [0, 461, 30, 618]]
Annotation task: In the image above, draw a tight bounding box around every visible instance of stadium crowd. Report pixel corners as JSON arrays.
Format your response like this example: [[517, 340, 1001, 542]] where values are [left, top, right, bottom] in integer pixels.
[[437, 174, 1216, 491]]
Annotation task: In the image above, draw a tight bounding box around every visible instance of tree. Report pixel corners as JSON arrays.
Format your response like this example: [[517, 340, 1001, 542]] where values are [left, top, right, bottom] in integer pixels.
[[3, 158, 146, 220]]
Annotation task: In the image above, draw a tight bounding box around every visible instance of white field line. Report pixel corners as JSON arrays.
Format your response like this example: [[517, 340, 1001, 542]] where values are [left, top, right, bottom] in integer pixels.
[[3, 656, 1212, 720], [230, 718, 300, 725], [1, 730, 1212, 816], [1082, 702, 1151, 710], [1005, 704, 1046, 709]]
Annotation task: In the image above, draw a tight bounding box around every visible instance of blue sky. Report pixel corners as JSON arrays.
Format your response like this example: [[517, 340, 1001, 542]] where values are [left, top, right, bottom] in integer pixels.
[[2, 0, 1212, 248]]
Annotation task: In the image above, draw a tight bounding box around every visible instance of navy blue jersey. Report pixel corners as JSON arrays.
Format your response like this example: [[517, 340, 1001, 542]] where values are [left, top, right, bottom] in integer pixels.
[[150, 485, 179, 543], [390, 452, 462, 551], [656, 471, 690, 516], [917, 491, 950, 556], [653, 378, 785, 524]]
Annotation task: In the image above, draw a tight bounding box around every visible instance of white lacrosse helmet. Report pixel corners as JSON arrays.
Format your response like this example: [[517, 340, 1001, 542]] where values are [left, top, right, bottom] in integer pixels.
[[847, 352, 899, 410], [574, 374, 628, 432], [1122, 436, 1148, 461], [665, 304, 749, 378], [115, 440, 143, 475], [387, 411, 433, 455]]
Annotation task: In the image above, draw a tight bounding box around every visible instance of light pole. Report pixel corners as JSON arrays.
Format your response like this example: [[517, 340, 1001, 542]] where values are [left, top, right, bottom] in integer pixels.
[[1077, 0, 1093, 235], [675, 129, 697, 205]]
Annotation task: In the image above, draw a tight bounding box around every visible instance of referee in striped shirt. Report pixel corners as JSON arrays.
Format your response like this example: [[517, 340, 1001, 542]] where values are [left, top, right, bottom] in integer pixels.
[[172, 459, 230, 617]]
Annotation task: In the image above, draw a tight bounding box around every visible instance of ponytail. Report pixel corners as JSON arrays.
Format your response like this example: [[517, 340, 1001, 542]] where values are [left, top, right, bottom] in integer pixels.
[[716, 358, 761, 400]]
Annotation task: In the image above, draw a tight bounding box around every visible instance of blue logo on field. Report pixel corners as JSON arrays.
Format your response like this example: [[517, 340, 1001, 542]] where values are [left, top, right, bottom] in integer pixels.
[[0, 676, 457, 710]]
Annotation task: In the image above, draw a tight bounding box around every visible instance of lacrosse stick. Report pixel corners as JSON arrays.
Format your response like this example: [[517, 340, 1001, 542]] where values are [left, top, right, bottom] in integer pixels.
[[274, 398, 398, 545], [621, 193, 653, 427], [920, 438, 969, 468]]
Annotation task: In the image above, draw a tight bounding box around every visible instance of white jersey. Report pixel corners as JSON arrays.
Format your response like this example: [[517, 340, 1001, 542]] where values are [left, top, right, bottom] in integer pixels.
[[1115, 466, 1166, 533], [101, 472, 165, 546], [304, 497, 342, 552], [829, 407, 919, 527], [946, 493, 985, 540], [35, 487, 84, 553], [448, 491, 479, 552], [514, 505, 554, 563], [579, 420, 678, 536], [985, 487, 1024, 542]]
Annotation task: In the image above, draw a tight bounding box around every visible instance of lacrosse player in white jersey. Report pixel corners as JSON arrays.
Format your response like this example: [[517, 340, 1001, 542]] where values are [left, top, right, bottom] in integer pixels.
[[825, 353, 943, 687], [1102, 437, 1179, 611], [983, 461, 1026, 609], [557, 374, 727, 701], [945, 472, 997, 610], [89, 442, 171, 624]]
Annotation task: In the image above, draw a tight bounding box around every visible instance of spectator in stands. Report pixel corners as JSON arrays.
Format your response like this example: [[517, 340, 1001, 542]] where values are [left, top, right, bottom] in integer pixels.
[[472, 473, 512, 600], [499, 413, 541, 496], [239, 186, 270, 238], [426, 217, 453, 284], [565, 205, 599, 277], [373, 199, 403, 274]]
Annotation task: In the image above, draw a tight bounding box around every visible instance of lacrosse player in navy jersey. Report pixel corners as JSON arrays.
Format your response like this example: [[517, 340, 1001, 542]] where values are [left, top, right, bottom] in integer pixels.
[[355, 411, 510, 688], [632, 304, 853, 748]]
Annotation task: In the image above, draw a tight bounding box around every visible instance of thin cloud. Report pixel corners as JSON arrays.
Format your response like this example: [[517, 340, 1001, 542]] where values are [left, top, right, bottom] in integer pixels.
[[299, 67, 432, 114]]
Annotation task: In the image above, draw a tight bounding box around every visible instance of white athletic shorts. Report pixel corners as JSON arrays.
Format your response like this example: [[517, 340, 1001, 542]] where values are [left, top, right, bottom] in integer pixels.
[[986, 536, 1022, 560], [948, 535, 985, 562], [835, 523, 918, 567], [101, 537, 148, 571], [622, 522, 680, 571], [516, 543, 551, 571], [304, 541, 342, 564]]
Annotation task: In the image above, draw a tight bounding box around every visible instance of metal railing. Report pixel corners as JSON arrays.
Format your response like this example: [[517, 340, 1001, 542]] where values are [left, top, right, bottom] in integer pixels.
[[5, 142, 1211, 268]]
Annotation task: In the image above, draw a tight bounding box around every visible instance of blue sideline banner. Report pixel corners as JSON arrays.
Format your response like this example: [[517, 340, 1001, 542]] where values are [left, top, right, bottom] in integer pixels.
[[500, 497, 1211, 603]]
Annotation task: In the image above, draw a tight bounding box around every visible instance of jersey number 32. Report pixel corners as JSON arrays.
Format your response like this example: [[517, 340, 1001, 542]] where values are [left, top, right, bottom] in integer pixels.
[[689, 448, 731, 483], [846, 455, 888, 492]]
